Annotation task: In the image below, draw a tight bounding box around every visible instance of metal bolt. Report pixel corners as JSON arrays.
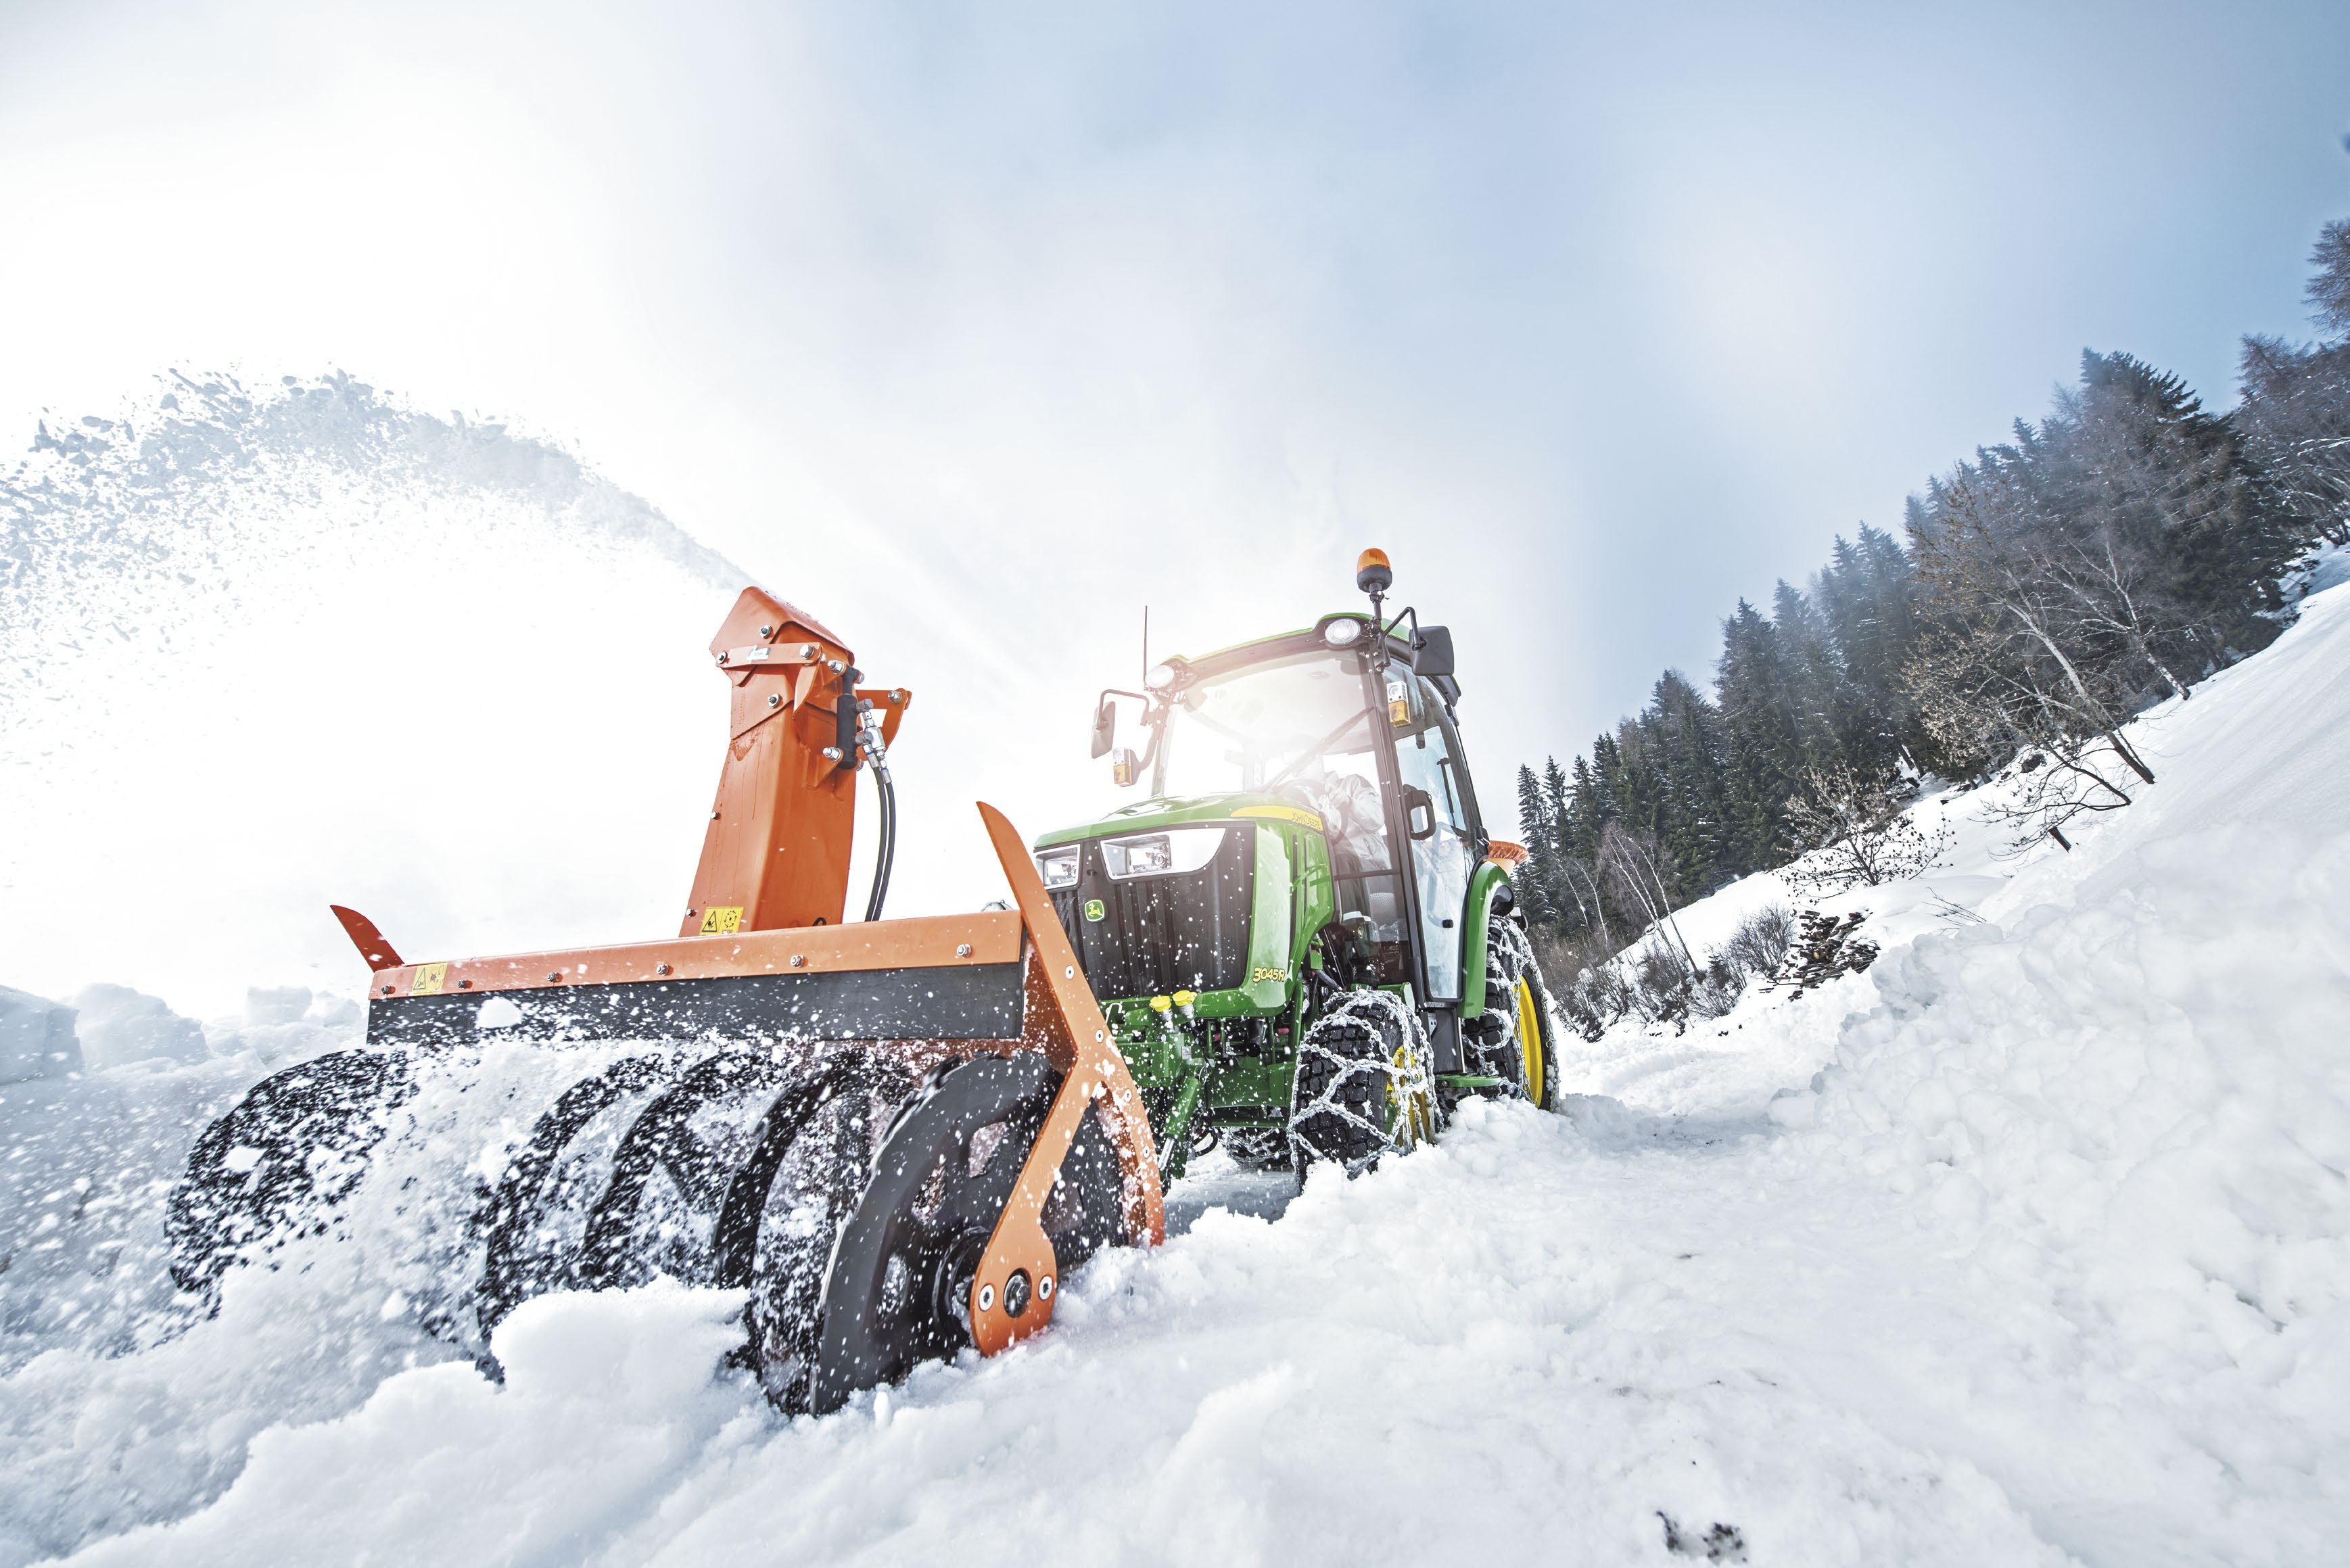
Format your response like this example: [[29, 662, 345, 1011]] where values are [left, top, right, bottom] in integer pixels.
[[799, 643, 817, 660], [826, 658, 846, 673], [547, 972, 561, 982], [1004, 1269, 1031, 1319], [686, 909, 697, 919], [891, 690, 906, 704], [1064, 966, 1075, 979], [1095, 1029, 1104, 1042], [790, 954, 806, 968], [710, 809, 720, 819], [715, 651, 729, 665], [768, 693, 781, 707], [822, 746, 843, 760], [759, 623, 773, 638], [956, 943, 973, 958], [656, 963, 672, 976], [977, 1282, 996, 1312], [381, 984, 394, 995], [458, 979, 472, 990], [1037, 1274, 1054, 1302]]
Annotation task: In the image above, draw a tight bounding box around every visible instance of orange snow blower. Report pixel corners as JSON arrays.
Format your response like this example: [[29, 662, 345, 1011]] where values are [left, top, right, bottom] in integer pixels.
[[170, 587, 1162, 1410]]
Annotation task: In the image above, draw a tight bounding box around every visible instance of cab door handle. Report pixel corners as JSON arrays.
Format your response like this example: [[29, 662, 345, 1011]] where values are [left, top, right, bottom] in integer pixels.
[[1403, 786, 1437, 841]]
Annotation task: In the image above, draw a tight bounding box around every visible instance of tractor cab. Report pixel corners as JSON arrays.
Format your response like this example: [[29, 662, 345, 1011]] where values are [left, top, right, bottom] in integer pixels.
[[1035, 552, 1553, 1179], [1142, 614, 1480, 991]]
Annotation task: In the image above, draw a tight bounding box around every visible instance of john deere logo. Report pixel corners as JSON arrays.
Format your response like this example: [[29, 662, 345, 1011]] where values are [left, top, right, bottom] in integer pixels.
[[1082, 898, 1106, 922]]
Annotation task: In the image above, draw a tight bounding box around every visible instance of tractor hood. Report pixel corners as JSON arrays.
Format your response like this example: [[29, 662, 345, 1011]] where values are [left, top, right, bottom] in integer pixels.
[[1030, 792, 1327, 850]]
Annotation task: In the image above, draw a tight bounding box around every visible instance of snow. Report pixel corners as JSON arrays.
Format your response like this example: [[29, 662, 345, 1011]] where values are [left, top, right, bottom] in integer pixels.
[[33, 1126, 2073, 1568], [0, 989, 82, 1087], [66, 1282, 761, 1568], [66, 989, 206, 1072], [0, 373, 745, 1017], [5, 475, 2349, 1561]]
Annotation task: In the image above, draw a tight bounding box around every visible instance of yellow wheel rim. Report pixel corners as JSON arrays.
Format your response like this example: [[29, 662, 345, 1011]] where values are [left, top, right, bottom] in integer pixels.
[[1515, 976, 1545, 1107], [1390, 1041, 1435, 1149]]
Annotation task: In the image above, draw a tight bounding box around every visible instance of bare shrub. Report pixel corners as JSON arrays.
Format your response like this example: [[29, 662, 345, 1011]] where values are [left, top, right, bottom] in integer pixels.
[[1782, 763, 1951, 896], [1531, 926, 1637, 1041], [1687, 959, 1745, 1020], [1973, 740, 2138, 857], [1717, 903, 1795, 980], [1537, 899, 1810, 1038]]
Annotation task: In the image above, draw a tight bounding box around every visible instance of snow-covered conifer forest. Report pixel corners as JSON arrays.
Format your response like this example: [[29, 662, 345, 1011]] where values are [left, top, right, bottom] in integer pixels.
[[1514, 220, 2350, 1043]]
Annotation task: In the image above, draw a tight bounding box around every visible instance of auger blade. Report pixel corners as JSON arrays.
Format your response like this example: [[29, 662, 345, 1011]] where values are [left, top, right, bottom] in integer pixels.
[[167, 1049, 417, 1304], [805, 1053, 1127, 1414]]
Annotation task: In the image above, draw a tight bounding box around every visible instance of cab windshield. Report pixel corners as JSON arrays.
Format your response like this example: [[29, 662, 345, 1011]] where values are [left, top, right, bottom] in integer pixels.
[[1152, 645, 1418, 984], [1156, 650, 1372, 801]]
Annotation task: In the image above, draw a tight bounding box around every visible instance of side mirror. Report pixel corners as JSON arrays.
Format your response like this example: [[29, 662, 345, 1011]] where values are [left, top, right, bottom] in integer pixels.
[[1089, 696, 1117, 759], [1110, 746, 1141, 787], [1413, 626, 1455, 680]]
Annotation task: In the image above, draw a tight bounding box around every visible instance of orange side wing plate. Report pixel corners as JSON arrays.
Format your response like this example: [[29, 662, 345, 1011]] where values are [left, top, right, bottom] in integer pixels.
[[966, 802, 1166, 1356]]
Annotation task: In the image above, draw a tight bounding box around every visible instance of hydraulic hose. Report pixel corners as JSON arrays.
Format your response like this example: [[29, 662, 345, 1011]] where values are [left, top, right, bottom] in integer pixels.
[[862, 758, 896, 922]]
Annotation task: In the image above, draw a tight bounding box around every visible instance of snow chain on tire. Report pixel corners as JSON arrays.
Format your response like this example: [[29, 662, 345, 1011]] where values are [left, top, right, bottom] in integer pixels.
[[1288, 988, 1436, 1176], [1464, 916, 1557, 1110]]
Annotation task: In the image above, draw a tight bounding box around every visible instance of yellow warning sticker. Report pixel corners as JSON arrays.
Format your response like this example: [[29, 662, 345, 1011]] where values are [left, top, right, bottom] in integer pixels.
[[699, 905, 745, 936], [1231, 804, 1325, 831], [410, 962, 448, 995]]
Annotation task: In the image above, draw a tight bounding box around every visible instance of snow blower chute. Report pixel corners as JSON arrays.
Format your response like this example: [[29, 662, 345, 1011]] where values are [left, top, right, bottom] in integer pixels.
[[168, 587, 1163, 1412]]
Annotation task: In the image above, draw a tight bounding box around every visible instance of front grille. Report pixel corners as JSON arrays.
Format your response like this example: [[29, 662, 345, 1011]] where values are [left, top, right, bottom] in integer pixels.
[[1047, 828, 1254, 999]]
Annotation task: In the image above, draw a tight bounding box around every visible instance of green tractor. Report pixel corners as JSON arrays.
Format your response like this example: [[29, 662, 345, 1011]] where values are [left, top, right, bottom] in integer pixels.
[[1034, 548, 1564, 1180]]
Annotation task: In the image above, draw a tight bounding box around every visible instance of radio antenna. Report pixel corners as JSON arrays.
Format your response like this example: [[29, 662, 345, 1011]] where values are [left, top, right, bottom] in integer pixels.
[[1142, 605, 1149, 683]]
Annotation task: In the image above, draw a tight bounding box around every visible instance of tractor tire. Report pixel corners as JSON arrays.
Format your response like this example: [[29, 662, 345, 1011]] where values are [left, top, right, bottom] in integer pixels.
[[1465, 916, 1561, 1112], [1288, 988, 1434, 1175]]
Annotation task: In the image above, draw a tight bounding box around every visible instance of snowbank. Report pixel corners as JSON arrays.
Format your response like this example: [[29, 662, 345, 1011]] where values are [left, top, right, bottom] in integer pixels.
[[68, 989, 206, 1072], [67, 1281, 761, 1568], [1760, 826, 2350, 1552]]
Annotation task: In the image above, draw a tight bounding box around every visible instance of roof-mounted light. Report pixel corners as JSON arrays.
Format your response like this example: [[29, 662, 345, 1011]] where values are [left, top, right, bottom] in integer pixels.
[[1143, 661, 1179, 692], [1320, 617, 1365, 648]]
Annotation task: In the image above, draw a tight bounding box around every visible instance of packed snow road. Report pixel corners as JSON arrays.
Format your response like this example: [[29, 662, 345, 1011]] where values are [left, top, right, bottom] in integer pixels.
[[5, 561, 2349, 1565]]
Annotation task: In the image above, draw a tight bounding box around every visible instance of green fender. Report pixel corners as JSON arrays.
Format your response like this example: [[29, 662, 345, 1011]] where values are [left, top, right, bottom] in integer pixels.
[[1458, 861, 1515, 1019]]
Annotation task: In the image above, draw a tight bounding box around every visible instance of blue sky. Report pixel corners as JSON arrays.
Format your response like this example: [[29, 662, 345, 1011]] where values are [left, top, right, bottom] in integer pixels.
[[3, 0, 2346, 794]]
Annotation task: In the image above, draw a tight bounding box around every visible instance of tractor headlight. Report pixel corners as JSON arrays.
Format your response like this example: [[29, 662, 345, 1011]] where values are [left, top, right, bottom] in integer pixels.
[[1100, 827, 1226, 879], [1036, 847, 1080, 889], [1319, 617, 1364, 648], [1144, 661, 1179, 692]]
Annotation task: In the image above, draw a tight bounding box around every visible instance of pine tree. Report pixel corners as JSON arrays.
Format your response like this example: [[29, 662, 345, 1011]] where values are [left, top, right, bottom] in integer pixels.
[[1512, 764, 1562, 929], [2237, 223, 2350, 548], [2308, 217, 2350, 337], [1715, 599, 1806, 866], [1646, 670, 1736, 893]]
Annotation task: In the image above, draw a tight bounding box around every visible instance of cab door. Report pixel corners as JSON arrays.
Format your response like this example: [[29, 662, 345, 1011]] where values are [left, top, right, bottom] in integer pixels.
[[1384, 673, 1477, 1001]]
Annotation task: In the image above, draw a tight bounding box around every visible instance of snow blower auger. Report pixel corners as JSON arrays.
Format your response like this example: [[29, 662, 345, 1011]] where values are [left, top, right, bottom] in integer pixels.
[[168, 587, 1163, 1412]]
